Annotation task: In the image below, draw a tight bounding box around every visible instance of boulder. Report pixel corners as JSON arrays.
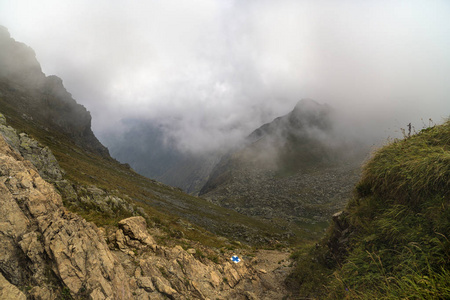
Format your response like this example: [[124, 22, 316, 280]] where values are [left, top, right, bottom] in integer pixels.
[[116, 216, 156, 250]]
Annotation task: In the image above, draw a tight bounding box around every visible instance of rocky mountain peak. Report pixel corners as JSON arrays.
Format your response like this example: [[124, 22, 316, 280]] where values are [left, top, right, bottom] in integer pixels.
[[0, 26, 109, 156], [247, 99, 332, 144], [289, 98, 332, 131], [200, 99, 366, 234], [44, 75, 74, 101], [0, 27, 45, 88], [292, 98, 323, 112], [0, 25, 10, 39]]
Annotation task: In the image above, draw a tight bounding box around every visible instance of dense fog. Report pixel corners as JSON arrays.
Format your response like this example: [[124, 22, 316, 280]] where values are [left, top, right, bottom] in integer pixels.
[[1, 0, 449, 156]]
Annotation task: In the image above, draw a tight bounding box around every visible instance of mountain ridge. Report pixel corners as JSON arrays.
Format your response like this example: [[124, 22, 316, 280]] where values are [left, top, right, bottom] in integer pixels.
[[0, 25, 109, 156], [199, 99, 367, 237]]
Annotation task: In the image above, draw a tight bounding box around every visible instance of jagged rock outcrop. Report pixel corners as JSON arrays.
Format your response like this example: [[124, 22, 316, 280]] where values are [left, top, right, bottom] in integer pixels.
[[115, 216, 156, 251], [0, 25, 45, 88], [327, 210, 354, 265], [0, 25, 109, 156], [0, 113, 142, 223], [0, 134, 132, 299], [59, 183, 141, 218], [0, 114, 64, 181], [108, 216, 293, 300]]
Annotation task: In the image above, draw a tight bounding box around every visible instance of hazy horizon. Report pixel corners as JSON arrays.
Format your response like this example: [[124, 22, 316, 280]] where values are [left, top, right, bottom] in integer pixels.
[[1, 0, 450, 154]]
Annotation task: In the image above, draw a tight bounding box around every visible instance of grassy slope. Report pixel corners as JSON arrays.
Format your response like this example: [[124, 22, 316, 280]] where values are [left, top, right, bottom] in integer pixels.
[[0, 83, 290, 247], [288, 120, 450, 299]]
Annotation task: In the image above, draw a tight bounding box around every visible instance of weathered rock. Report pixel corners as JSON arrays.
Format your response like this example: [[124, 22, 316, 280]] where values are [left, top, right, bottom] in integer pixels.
[[187, 248, 196, 254], [209, 270, 222, 287], [117, 234, 294, 299], [18, 132, 64, 180], [0, 113, 6, 125], [137, 276, 155, 292], [224, 262, 242, 287], [0, 135, 132, 299], [0, 272, 26, 300], [119, 216, 155, 244], [70, 185, 137, 218], [152, 277, 177, 299], [0, 124, 20, 150], [328, 210, 353, 265], [244, 291, 258, 300], [116, 216, 156, 250], [0, 123, 64, 181], [54, 180, 78, 202]]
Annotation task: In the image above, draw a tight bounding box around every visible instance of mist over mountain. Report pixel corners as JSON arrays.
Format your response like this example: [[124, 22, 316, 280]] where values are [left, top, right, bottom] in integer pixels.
[[199, 99, 368, 234], [0, 25, 108, 156], [101, 98, 364, 194], [2, 1, 449, 164]]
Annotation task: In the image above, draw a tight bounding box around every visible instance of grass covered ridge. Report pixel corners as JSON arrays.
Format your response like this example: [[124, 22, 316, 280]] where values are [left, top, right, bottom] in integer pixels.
[[288, 120, 450, 299]]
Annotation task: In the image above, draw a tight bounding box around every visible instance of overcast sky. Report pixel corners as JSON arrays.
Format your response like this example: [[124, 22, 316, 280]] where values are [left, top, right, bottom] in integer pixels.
[[1, 0, 450, 153]]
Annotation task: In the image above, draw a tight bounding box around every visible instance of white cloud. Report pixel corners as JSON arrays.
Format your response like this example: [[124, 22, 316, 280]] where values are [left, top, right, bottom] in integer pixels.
[[1, 0, 449, 152]]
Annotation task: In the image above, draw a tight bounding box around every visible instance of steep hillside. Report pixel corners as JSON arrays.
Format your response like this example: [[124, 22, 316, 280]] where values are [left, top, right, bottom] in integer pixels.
[[200, 99, 367, 236], [287, 120, 450, 299], [0, 122, 297, 299]]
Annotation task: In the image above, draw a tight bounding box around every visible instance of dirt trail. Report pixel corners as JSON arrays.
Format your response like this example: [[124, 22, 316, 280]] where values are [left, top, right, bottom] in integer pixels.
[[248, 249, 294, 299]]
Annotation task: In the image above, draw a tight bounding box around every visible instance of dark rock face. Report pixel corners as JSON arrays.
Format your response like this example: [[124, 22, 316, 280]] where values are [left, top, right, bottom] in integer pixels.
[[327, 211, 354, 266], [0, 26, 109, 156], [0, 26, 45, 87]]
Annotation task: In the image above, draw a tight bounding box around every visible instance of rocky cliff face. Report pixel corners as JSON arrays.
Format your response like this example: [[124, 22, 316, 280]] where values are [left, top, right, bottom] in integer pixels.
[[0, 26, 45, 87], [0, 131, 131, 299], [0, 26, 108, 156], [0, 113, 64, 181]]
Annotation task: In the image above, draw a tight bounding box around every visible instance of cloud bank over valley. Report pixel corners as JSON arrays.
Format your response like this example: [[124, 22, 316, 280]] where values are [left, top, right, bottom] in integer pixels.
[[1, 0, 450, 155]]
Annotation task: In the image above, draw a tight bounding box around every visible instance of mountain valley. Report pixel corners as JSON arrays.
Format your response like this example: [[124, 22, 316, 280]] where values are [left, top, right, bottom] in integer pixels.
[[0, 25, 448, 299]]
